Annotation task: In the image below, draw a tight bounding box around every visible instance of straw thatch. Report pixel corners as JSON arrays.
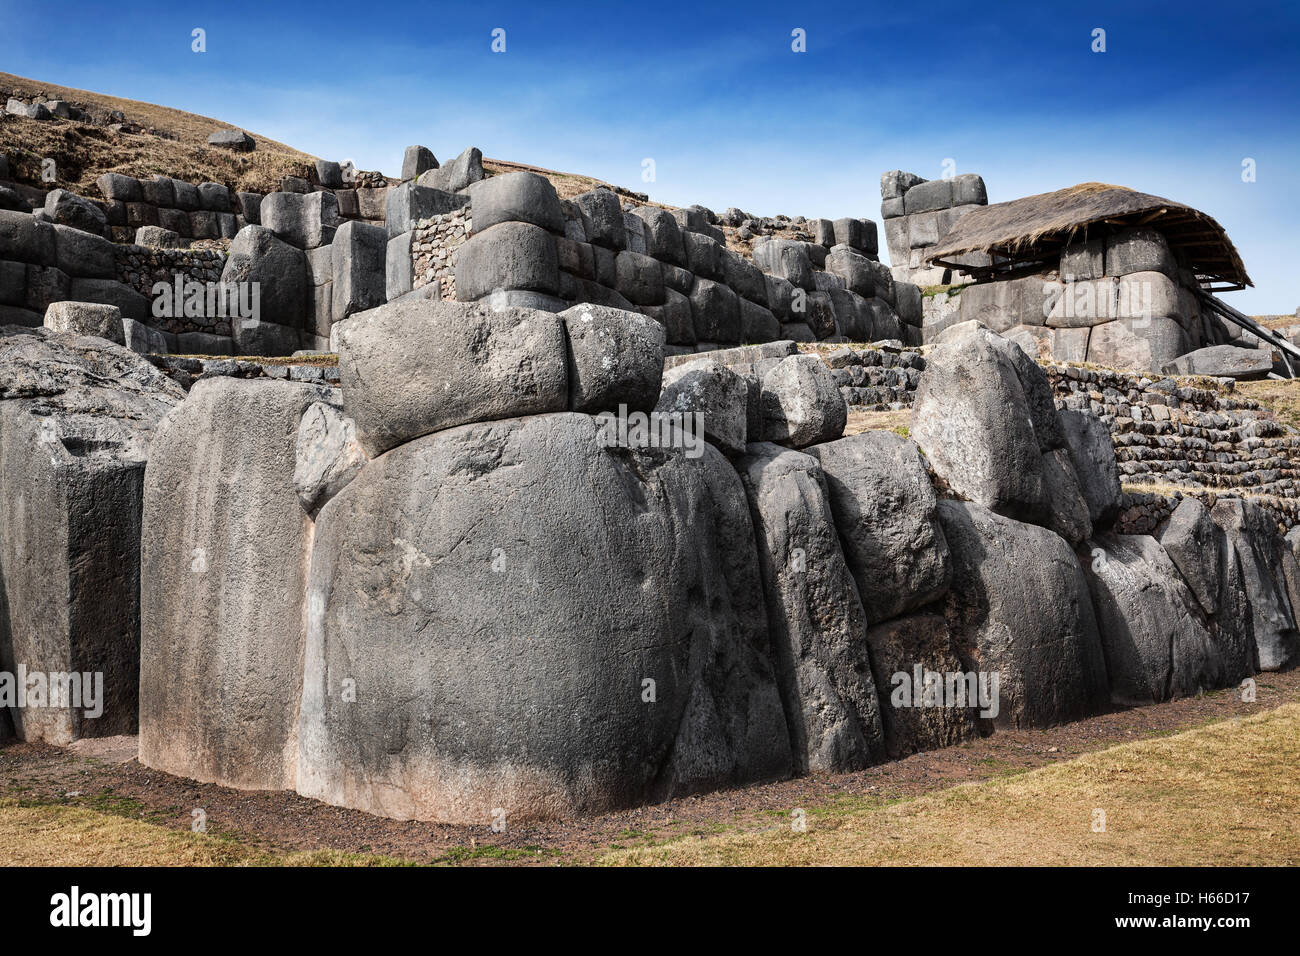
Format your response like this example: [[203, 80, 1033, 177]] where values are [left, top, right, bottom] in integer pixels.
[[925, 182, 1250, 288]]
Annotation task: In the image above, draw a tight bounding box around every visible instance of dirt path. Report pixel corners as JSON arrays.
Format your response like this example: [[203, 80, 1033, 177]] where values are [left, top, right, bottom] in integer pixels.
[[3, 671, 1296, 865]]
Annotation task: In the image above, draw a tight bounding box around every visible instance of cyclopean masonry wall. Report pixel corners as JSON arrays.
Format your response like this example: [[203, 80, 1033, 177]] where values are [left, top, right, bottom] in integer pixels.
[[385, 156, 924, 353], [109, 305, 1299, 823], [96, 173, 243, 243], [948, 228, 1215, 372], [880, 170, 989, 288]]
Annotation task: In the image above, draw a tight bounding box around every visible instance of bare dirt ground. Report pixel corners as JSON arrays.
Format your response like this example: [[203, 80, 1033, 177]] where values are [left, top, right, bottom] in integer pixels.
[[3, 670, 1296, 866]]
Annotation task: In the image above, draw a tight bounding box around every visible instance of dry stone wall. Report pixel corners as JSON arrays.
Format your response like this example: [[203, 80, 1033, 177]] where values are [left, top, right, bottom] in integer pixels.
[[5, 307, 1295, 823], [881, 170, 989, 287], [1048, 362, 1300, 528], [955, 227, 1215, 372], [418, 162, 922, 355], [96, 173, 242, 243]]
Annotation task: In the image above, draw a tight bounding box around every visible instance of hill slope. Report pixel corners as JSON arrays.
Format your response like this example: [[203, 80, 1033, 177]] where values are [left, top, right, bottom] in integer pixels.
[[0, 71, 318, 195]]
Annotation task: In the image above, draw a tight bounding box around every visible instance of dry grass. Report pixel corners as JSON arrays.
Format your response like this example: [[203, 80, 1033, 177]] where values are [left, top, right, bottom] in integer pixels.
[[0, 71, 317, 195], [844, 408, 911, 436], [600, 702, 1300, 866], [1237, 379, 1300, 431], [0, 799, 410, 867]]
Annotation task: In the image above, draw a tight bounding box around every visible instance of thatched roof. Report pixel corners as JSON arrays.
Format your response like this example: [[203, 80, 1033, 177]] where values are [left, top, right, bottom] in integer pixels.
[[925, 182, 1251, 288]]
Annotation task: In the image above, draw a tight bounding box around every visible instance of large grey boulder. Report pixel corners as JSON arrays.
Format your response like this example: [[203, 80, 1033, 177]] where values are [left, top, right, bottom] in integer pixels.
[[134, 226, 184, 249], [44, 189, 107, 237], [1162, 345, 1273, 380], [336, 298, 568, 456], [297, 412, 791, 822], [455, 221, 560, 301], [96, 173, 142, 203], [468, 171, 563, 234], [560, 303, 664, 414], [656, 361, 748, 455], [1158, 497, 1221, 615], [1059, 408, 1122, 527], [614, 250, 665, 306], [1211, 499, 1300, 671], [139, 377, 327, 791], [938, 500, 1110, 728], [1104, 227, 1175, 278], [753, 239, 814, 291], [401, 145, 438, 181], [0, 329, 184, 744], [415, 146, 484, 193], [207, 129, 255, 151], [739, 297, 780, 342], [331, 220, 387, 322], [736, 442, 885, 773], [573, 188, 626, 251], [806, 431, 952, 622], [864, 613, 982, 758], [259, 191, 340, 249], [0, 209, 56, 265], [825, 246, 877, 298], [52, 224, 116, 279], [43, 301, 124, 344], [121, 317, 172, 355], [1087, 317, 1187, 373], [197, 182, 232, 213], [912, 324, 1091, 544], [1083, 533, 1223, 704], [687, 277, 740, 343], [314, 161, 343, 189], [759, 354, 846, 448], [221, 225, 309, 331], [628, 206, 686, 266]]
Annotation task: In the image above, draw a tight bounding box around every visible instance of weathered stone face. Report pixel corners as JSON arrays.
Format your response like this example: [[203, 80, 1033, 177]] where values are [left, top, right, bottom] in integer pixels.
[[0, 328, 183, 744], [806, 430, 951, 623], [1211, 499, 1299, 672], [938, 500, 1110, 729], [1083, 533, 1223, 705], [913, 324, 1091, 545], [297, 412, 791, 823], [138, 376, 330, 792], [759, 354, 846, 449], [865, 613, 982, 759], [736, 442, 884, 774], [336, 298, 569, 457]]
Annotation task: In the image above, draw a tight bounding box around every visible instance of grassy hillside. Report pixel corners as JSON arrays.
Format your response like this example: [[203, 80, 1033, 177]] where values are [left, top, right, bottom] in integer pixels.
[[0, 71, 318, 195]]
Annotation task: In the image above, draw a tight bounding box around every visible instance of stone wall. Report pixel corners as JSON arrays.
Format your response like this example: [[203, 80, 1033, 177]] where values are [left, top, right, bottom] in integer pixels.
[[416, 165, 922, 354], [8, 306, 1297, 822], [116, 244, 228, 293], [410, 206, 471, 300], [1048, 362, 1300, 528], [1, 207, 153, 327], [95, 173, 243, 243], [952, 228, 1215, 372], [824, 345, 926, 410], [880, 170, 989, 287]]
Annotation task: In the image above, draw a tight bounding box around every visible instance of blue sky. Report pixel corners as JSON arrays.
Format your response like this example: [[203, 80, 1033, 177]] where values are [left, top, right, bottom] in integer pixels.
[[2, 0, 1297, 311]]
